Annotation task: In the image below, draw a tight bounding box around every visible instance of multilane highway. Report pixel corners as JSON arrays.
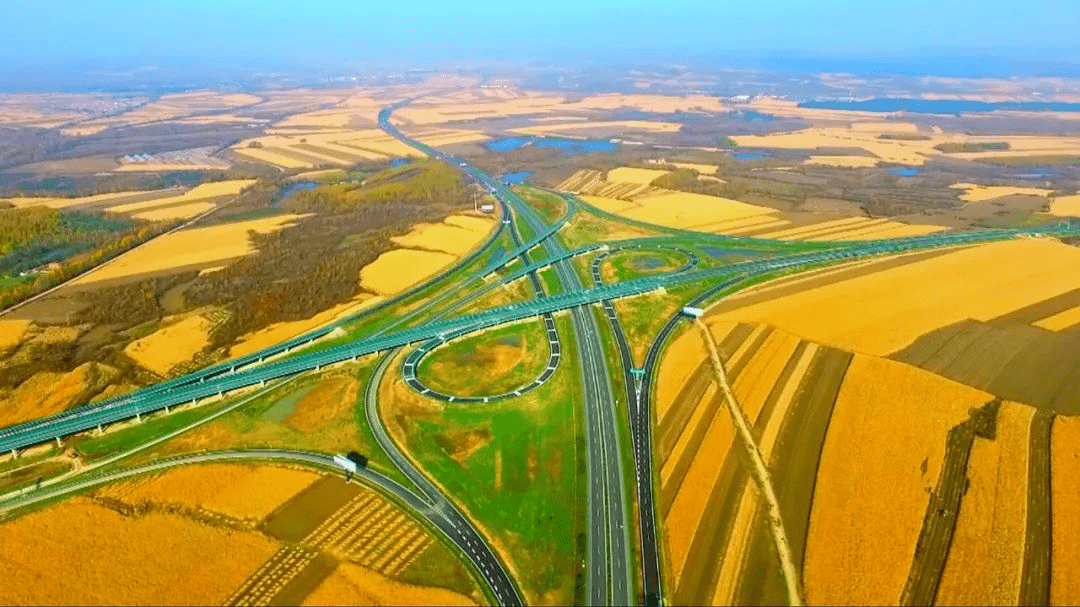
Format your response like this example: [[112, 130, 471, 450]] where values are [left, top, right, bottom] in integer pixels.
[[2, 98, 1080, 606]]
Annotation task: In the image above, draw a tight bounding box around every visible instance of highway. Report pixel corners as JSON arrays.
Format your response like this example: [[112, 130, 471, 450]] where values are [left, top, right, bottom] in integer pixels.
[[2, 97, 1080, 606], [362, 350, 523, 605], [0, 447, 517, 606], [379, 102, 635, 606]]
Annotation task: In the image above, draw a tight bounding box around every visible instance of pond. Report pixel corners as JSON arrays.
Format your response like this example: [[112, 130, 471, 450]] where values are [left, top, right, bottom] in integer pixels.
[[390, 157, 412, 168], [501, 171, 533, 184], [273, 181, 317, 207], [485, 136, 618, 155], [799, 98, 1080, 114], [889, 168, 921, 176], [732, 151, 771, 161]]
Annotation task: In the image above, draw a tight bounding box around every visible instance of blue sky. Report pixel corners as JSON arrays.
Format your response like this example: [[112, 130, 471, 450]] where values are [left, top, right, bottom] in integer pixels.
[[2, 0, 1078, 65]]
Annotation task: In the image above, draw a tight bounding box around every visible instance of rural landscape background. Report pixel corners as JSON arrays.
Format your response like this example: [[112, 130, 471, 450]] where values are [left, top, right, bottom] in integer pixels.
[[2, 1, 1080, 606]]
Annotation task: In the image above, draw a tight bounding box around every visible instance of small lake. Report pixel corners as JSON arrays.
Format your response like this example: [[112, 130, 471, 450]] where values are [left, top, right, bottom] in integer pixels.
[[731, 110, 777, 123], [799, 98, 1080, 114], [390, 157, 412, 168], [485, 136, 618, 155], [889, 168, 921, 176], [273, 181, 317, 207], [501, 171, 533, 184], [732, 151, 771, 161]]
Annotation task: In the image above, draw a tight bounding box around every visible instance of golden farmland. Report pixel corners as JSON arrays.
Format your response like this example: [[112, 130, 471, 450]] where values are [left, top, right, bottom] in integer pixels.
[[714, 238, 1080, 355], [0, 497, 277, 605], [803, 354, 986, 605], [69, 214, 302, 285]]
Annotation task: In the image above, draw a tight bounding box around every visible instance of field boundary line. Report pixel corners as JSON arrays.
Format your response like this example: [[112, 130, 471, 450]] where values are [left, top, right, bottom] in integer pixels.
[[696, 318, 805, 607]]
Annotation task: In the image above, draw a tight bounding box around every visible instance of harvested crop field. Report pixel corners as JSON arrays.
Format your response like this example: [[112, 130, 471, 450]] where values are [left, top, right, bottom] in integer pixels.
[[803, 155, 879, 168], [229, 294, 381, 357], [1051, 415, 1080, 605], [1050, 194, 1080, 217], [303, 561, 476, 606], [105, 180, 255, 215], [360, 248, 456, 295], [716, 238, 1080, 356], [580, 190, 777, 231], [123, 311, 216, 375], [96, 463, 320, 522], [390, 214, 495, 256], [936, 401, 1033, 605], [0, 190, 171, 210], [802, 354, 989, 605], [606, 166, 670, 185], [1033, 304, 1080, 331], [951, 183, 1055, 203], [0, 319, 32, 350], [69, 214, 302, 286], [131, 201, 214, 221], [0, 496, 277, 605]]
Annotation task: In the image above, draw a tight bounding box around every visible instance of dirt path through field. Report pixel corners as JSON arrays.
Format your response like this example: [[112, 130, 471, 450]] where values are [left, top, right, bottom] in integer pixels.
[[695, 319, 804, 607]]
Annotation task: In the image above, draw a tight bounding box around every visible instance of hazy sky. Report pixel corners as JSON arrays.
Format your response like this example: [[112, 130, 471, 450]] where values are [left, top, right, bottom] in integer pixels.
[[2, 0, 1078, 66]]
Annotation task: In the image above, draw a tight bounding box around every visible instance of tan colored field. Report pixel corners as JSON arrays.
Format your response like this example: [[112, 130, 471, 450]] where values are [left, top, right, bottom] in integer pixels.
[[580, 190, 777, 231], [390, 215, 495, 256], [827, 222, 946, 241], [131, 201, 215, 221], [0, 319, 32, 350], [231, 146, 313, 169], [70, 214, 302, 285], [229, 294, 382, 357], [123, 312, 215, 375], [732, 128, 933, 165], [653, 324, 711, 422], [951, 183, 1055, 203], [114, 163, 228, 173], [0, 189, 167, 210], [665, 395, 736, 581], [1052, 415, 1080, 605], [0, 362, 118, 427], [715, 238, 1080, 356], [360, 249, 456, 295], [361, 215, 492, 295], [803, 354, 989, 605], [303, 561, 476, 606], [1034, 304, 1080, 331], [61, 92, 263, 136], [1049, 194, 1080, 217], [757, 216, 876, 240], [693, 214, 792, 235], [804, 155, 879, 168], [0, 497, 277, 605], [106, 179, 255, 215], [606, 167, 670, 185], [663, 161, 718, 175], [97, 464, 319, 521], [936, 402, 1033, 606]]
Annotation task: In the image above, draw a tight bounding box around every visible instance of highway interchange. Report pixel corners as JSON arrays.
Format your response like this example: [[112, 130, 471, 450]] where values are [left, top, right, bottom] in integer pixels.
[[2, 98, 1080, 605]]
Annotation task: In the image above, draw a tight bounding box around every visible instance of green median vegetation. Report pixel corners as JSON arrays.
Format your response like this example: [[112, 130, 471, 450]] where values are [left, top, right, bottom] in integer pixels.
[[416, 320, 551, 398], [397, 315, 585, 605]]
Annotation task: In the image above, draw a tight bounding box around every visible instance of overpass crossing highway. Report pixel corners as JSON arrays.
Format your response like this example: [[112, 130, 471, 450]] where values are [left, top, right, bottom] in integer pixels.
[[1, 223, 1078, 454]]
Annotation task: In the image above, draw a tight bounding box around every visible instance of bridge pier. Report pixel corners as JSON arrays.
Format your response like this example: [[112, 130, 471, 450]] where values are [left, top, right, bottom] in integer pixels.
[[97, 424, 103, 435], [10, 449, 16, 459], [55, 437, 62, 448], [164, 405, 170, 414], [260, 380, 265, 387], [135, 412, 141, 423]]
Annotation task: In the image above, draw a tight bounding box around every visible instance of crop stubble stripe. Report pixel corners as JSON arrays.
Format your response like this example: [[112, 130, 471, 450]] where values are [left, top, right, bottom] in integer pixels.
[[733, 347, 854, 606], [1019, 408, 1054, 606]]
